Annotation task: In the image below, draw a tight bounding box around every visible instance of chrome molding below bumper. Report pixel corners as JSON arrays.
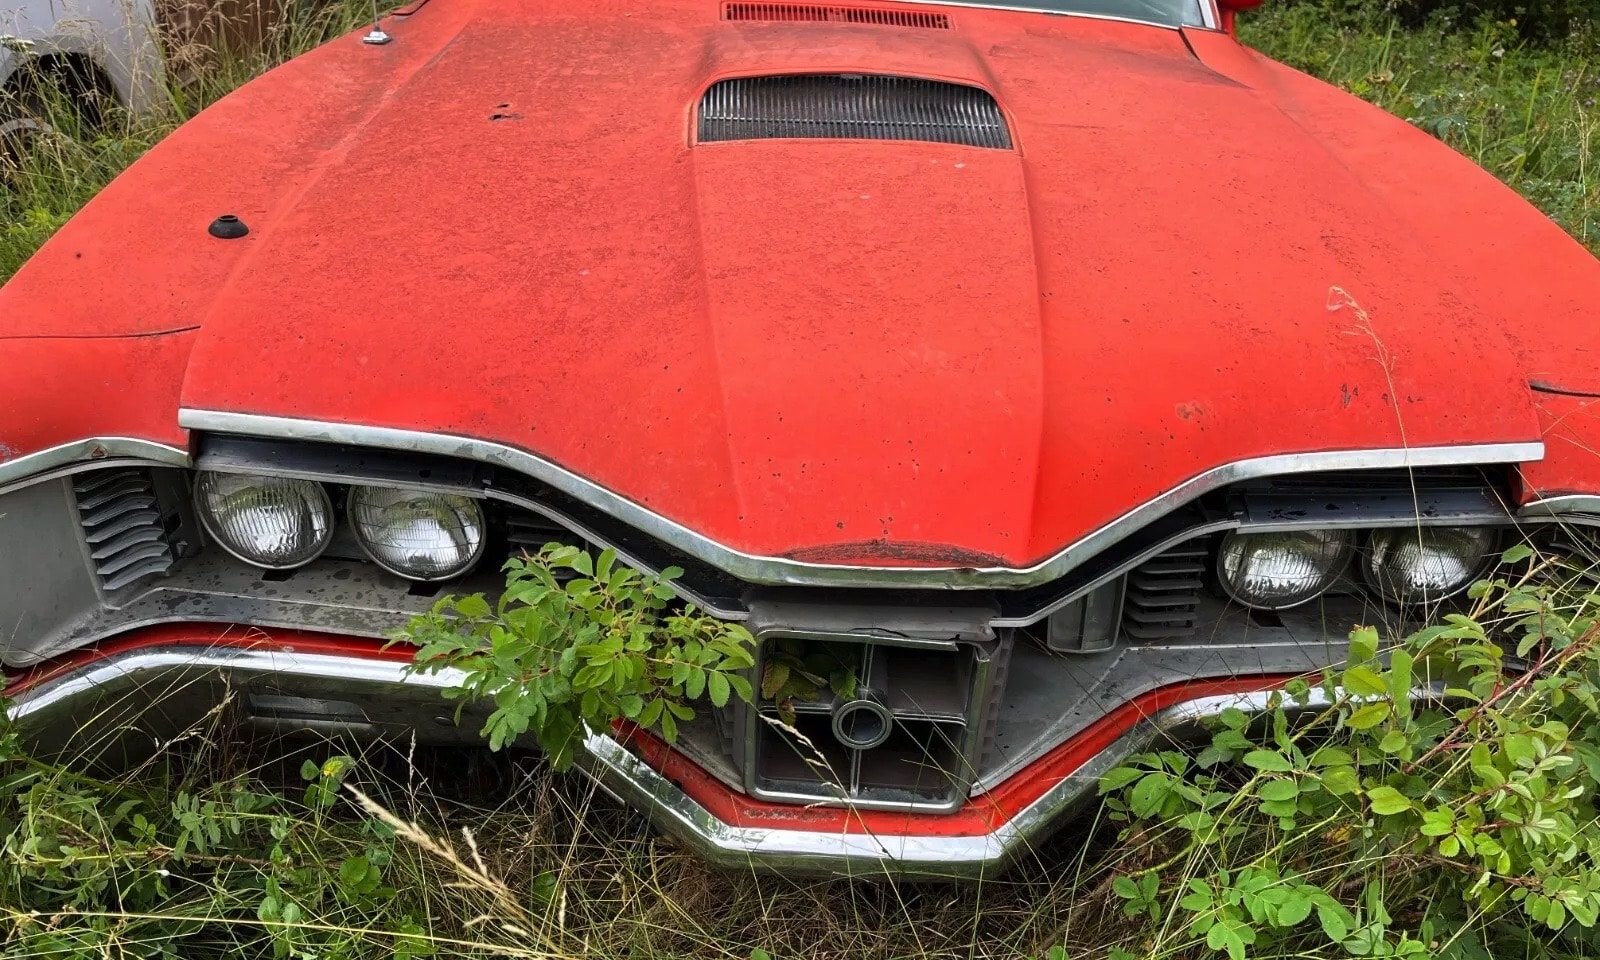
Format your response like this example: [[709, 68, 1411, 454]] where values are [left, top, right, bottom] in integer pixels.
[[4, 638, 1308, 878], [177, 409, 1543, 590]]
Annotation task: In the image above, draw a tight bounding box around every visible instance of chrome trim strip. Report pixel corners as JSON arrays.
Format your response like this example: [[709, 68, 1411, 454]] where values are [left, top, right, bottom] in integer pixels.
[[0, 438, 190, 494], [852, 0, 1198, 30], [178, 409, 1541, 590], [1520, 495, 1600, 518], [587, 688, 1331, 876], [4, 641, 1306, 878]]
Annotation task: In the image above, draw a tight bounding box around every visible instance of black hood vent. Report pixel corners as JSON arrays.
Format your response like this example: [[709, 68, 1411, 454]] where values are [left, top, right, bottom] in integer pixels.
[[723, 3, 952, 28], [698, 74, 1011, 149]]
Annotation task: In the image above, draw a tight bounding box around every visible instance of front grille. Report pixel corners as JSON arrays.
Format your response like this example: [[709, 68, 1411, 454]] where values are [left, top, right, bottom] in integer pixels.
[[723, 2, 951, 27], [505, 511, 578, 556], [698, 74, 1012, 148], [1123, 543, 1209, 642], [74, 469, 177, 590], [737, 634, 1008, 810]]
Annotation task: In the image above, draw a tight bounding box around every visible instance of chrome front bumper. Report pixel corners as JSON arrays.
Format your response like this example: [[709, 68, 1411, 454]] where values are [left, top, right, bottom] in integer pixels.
[[3, 627, 1294, 879]]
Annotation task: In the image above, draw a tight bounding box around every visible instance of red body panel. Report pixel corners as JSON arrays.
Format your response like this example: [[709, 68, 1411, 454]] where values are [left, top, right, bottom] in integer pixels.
[[4, 0, 1598, 561]]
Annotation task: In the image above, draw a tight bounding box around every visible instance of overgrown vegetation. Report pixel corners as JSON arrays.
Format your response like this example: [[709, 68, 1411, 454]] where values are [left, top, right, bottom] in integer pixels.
[[5, 2, 1600, 958], [406, 545, 755, 764], [1097, 543, 1600, 958], [8, 542, 1600, 958]]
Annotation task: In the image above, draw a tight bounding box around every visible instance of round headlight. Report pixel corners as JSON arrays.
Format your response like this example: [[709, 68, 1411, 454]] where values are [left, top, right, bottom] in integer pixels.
[[1218, 529, 1351, 610], [194, 472, 334, 569], [1363, 526, 1497, 605], [347, 486, 486, 581]]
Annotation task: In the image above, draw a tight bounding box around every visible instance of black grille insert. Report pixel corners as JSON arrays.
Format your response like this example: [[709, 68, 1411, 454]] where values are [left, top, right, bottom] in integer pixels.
[[698, 74, 1012, 148], [723, 3, 951, 27], [1123, 543, 1208, 642], [74, 468, 178, 590]]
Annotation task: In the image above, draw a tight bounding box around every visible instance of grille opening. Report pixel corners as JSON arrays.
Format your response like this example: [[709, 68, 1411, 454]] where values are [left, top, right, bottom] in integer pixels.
[[735, 636, 1003, 810], [74, 468, 181, 591], [723, 2, 951, 28], [699, 74, 1012, 149], [1122, 542, 1209, 642]]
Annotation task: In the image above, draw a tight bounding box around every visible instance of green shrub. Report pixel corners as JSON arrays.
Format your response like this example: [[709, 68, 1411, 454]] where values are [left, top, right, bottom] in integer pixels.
[[1097, 544, 1600, 959], [404, 545, 755, 765]]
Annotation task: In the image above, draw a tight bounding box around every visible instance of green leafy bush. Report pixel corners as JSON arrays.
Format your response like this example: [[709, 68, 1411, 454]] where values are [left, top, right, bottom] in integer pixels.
[[404, 545, 756, 766], [1098, 544, 1600, 959]]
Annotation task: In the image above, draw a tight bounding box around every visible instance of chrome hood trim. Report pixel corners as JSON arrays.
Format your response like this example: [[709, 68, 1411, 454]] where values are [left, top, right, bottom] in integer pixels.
[[179, 408, 1542, 590], [0, 438, 190, 494]]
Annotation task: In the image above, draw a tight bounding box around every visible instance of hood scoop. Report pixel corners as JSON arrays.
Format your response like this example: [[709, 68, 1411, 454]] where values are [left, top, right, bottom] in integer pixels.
[[698, 74, 1011, 148], [722, 2, 952, 28]]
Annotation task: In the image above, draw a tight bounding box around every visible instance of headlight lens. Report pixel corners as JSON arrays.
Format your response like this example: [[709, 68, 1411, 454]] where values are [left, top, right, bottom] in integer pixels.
[[1218, 529, 1351, 610], [347, 486, 486, 581], [194, 472, 334, 569], [1364, 526, 1497, 605]]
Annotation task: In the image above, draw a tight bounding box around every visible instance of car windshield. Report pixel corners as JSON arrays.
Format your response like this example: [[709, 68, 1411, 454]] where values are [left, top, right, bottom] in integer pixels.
[[959, 0, 1208, 28]]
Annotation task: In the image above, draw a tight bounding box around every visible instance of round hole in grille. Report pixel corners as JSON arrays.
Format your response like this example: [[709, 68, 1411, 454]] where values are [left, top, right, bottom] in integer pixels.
[[832, 698, 894, 750]]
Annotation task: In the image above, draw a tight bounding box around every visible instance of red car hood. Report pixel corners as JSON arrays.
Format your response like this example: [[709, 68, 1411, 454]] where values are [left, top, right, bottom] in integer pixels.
[[5, 0, 1583, 566]]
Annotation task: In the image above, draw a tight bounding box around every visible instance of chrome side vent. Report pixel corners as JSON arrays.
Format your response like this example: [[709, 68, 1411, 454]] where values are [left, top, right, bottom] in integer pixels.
[[74, 469, 177, 590], [698, 75, 1012, 149], [1123, 543, 1208, 642], [723, 2, 951, 28]]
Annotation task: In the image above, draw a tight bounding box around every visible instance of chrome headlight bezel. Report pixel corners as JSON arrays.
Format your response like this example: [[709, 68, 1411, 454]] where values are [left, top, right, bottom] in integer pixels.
[[345, 485, 488, 582], [1216, 529, 1353, 611], [1361, 525, 1500, 606], [192, 471, 336, 570]]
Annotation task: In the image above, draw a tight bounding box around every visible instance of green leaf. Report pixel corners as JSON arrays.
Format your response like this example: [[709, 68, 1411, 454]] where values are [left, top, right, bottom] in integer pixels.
[[454, 594, 491, 619], [1343, 665, 1388, 697], [1346, 702, 1391, 729], [1243, 750, 1294, 773], [1349, 625, 1380, 662], [1129, 773, 1171, 819], [1321, 766, 1361, 796], [1100, 767, 1145, 795], [1500, 543, 1534, 564], [707, 671, 731, 708], [1258, 779, 1300, 802], [1366, 785, 1412, 816]]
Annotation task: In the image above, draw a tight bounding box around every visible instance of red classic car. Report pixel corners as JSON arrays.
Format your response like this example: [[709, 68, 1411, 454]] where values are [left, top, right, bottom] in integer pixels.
[[3, 0, 1599, 878]]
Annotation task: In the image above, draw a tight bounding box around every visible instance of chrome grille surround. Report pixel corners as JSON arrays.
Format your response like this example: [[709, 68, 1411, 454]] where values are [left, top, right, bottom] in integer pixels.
[[698, 74, 1013, 149]]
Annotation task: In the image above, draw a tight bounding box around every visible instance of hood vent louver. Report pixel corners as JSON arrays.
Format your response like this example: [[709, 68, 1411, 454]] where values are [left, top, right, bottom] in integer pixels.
[[723, 3, 951, 28], [699, 74, 1010, 149]]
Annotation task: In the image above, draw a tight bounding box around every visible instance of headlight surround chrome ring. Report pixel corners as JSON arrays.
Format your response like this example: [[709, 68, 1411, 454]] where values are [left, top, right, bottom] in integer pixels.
[[1217, 529, 1352, 611], [346, 485, 487, 581], [193, 471, 335, 570], [1362, 526, 1500, 606]]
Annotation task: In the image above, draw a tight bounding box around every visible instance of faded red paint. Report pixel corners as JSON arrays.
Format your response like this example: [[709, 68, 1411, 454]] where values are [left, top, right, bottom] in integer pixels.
[[3, 0, 1597, 563]]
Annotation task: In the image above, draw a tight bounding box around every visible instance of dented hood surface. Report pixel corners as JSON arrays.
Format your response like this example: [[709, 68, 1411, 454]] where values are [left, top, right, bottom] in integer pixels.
[[5, 0, 1588, 568]]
